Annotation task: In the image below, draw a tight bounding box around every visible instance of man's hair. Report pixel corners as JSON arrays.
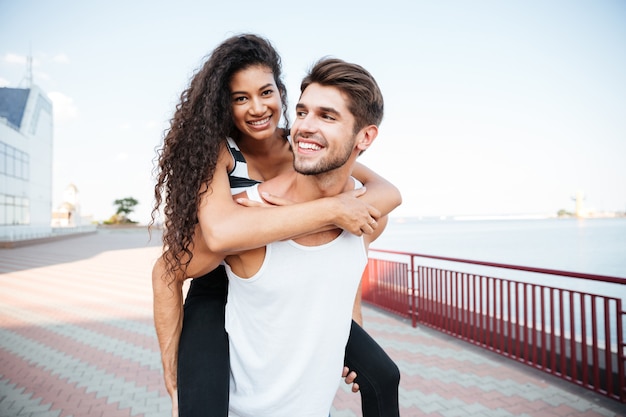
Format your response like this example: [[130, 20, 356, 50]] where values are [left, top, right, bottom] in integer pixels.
[[300, 58, 384, 133]]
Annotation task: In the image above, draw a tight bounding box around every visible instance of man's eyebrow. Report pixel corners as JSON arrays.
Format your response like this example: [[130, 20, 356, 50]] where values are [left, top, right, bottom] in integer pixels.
[[296, 103, 340, 116], [319, 106, 340, 116]]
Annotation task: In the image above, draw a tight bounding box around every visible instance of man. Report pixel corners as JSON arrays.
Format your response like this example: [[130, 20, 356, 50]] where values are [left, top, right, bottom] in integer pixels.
[[223, 57, 389, 417]]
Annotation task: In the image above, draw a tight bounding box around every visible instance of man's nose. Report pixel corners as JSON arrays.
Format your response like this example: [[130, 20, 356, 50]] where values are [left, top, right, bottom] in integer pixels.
[[297, 113, 317, 133]]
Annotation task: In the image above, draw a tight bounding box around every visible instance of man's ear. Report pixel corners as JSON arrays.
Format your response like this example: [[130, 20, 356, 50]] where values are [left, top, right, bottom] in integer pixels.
[[356, 125, 378, 152]]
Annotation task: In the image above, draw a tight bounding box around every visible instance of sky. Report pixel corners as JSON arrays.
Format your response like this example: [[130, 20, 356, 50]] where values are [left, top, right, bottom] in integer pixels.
[[1, 0, 625, 223]]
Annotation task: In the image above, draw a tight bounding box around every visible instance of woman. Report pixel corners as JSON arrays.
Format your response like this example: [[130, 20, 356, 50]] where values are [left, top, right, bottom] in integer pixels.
[[152, 33, 401, 417]]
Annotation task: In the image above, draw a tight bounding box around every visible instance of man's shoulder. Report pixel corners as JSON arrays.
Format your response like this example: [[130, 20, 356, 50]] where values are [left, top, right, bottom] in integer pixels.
[[258, 172, 296, 199]]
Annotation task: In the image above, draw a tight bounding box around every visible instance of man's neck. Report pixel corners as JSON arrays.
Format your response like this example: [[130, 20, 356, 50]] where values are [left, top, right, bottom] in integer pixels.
[[282, 163, 355, 203], [287, 170, 355, 246]]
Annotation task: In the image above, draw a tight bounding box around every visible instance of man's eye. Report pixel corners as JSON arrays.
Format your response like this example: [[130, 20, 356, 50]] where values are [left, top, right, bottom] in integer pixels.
[[322, 114, 336, 121], [296, 111, 307, 117]]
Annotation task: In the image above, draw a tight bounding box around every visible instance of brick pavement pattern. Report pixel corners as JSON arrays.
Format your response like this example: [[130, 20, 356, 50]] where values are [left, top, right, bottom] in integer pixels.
[[0, 229, 623, 417]]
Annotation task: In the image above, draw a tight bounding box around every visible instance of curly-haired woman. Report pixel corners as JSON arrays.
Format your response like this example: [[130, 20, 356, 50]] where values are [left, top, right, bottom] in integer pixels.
[[152, 33, 401, 417]]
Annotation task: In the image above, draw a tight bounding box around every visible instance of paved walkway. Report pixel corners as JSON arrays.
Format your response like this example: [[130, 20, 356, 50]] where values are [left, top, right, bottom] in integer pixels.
[[0, 229, 623, 417]]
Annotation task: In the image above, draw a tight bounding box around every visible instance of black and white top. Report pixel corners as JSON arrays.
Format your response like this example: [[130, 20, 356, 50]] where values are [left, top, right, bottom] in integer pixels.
[[226, 137, 261, 195]]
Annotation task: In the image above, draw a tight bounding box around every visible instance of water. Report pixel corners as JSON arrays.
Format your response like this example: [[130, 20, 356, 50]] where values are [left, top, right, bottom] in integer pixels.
[[371, 217, 626, 301], [371, 217, 626, 348], [373, 217, 626, 275]]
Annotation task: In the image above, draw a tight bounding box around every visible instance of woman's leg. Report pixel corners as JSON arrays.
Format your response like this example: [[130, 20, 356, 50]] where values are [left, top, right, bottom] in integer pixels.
[[344, 320, 400, 417], [177, 266, 229, 417]]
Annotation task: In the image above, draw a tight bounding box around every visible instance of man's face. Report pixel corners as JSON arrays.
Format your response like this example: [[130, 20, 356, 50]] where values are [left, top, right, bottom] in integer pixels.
[[291, 83, 357, 176]]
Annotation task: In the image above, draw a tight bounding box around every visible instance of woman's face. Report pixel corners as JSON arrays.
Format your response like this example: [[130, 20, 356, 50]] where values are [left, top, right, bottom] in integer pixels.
[[230, 64, 282, 141]]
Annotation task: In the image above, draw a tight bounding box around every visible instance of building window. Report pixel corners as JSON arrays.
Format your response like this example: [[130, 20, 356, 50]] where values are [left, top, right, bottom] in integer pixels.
[[0, 141, 29, 180], [0, 194, 30, 226]]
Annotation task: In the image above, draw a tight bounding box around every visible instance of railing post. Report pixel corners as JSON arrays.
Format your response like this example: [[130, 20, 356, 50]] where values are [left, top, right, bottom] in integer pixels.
[[366, 248, 626, 403], [411, 255, 417, 328], [617, 300, 625, 403]]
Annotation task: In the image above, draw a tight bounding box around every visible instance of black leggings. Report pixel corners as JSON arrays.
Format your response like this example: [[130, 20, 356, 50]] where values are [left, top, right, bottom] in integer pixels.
[[178, 267, 229, 417], [177, 267, 400, 417], [344, 321, 400, 417]]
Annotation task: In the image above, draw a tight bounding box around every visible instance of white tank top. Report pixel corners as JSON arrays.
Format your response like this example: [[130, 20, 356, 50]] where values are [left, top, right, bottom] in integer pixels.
[[225, 186, 367, 417]]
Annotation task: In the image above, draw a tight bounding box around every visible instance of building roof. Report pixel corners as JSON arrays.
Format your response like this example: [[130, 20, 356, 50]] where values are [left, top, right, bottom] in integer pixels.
[[0, 87, 30, 130]]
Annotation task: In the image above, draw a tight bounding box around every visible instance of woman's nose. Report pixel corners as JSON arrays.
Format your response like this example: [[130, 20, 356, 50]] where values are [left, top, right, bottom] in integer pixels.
[[249, 97, 266, 114]]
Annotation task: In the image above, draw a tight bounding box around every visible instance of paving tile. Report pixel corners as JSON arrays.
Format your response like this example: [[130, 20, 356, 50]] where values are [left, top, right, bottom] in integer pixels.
[[0, 229, 623, 417]]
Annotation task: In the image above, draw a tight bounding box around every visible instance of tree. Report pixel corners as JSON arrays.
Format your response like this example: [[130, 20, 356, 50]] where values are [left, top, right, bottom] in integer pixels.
[[106, 197, 139, 224], [557, 209, 573, 218]]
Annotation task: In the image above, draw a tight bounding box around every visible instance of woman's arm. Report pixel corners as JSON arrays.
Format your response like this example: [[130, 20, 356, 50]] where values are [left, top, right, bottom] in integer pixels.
[[351, 162, 402, 218], [199, 146, 381, 253], [258, 163, 401, 220]]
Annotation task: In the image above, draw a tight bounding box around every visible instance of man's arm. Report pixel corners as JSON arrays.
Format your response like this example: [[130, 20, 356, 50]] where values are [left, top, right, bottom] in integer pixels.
[[152, 257, 184, 404], [352, 283, 363, 326], [152, 232, 225, 406], [343, 215, 391, 394], [358, 213, 390, 328], [350, 167, 397, 327]]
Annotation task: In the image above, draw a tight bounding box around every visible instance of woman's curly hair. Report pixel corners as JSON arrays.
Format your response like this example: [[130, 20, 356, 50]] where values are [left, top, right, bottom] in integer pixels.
[[151, 33, 289, 277]]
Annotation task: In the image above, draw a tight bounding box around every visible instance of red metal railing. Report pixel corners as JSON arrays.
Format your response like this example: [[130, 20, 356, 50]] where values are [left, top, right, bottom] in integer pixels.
[[362, 249, 626, 403]]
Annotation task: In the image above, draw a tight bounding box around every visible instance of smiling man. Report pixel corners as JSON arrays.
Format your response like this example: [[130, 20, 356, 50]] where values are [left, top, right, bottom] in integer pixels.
[[223, 58, 393, 417]]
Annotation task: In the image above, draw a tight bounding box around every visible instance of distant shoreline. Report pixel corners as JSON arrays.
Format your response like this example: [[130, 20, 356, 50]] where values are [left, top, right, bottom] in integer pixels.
[[389, 212, 626, 223]]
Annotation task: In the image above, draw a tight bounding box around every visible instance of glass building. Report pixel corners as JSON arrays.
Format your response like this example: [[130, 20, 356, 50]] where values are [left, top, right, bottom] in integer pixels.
[[0, 85, 53, 241]]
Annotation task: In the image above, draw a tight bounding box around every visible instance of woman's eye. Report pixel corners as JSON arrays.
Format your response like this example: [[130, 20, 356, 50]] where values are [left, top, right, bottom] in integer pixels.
[[261, 89, 273, 96]]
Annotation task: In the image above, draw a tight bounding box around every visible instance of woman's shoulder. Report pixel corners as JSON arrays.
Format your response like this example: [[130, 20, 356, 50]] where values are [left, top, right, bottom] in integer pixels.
[[226, 136, 239, 150], [217, 141, 236, 172]]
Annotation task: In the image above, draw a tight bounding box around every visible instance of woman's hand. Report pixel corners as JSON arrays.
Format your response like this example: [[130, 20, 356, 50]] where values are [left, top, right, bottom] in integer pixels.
[[331, 187, 381, 236]]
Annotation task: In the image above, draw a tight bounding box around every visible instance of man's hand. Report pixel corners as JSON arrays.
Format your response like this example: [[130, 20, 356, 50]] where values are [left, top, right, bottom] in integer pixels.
[[152, 258, 183, 417], [165, 367, 177, 414], [171, 389, 179, 417], [343, 366, 360, 393]]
